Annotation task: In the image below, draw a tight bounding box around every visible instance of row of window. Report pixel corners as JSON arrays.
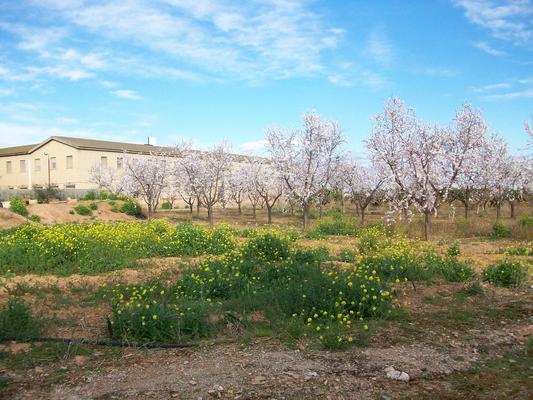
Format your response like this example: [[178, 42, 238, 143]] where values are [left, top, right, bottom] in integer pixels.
[[4, 156, 123, 173]]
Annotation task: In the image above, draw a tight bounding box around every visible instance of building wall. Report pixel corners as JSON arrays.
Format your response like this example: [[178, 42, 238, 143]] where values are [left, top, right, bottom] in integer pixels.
[[0, 140, 133, 190]]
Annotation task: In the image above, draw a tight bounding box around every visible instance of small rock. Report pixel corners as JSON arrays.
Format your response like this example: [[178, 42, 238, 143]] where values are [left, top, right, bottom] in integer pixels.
[[251, 375, 266, 385], [384, 366, 410, 383], [305, 371, 318, 377], [378, 396, 392, 400], [189, 380, 198, 386]]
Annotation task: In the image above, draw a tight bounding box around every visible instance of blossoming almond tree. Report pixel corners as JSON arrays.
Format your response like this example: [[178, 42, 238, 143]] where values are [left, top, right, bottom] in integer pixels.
[[266, 111, 344, 229], [181, 144, 231, 225], [339, 157, 387, 223], [88, 161, 127, 194], [367, 98, 486, 240], [247, 158, 284, 224], [122, 152, 171, 218]]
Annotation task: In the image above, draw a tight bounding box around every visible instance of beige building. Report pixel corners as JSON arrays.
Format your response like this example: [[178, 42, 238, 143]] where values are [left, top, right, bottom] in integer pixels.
[[0, 136, 172, 193]]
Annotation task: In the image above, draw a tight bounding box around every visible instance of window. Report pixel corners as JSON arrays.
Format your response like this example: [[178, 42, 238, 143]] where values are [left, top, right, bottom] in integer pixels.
[[20, 160, 26, 173], [35, 158, 41, 172], [66, 155, 73, 169], [6, 161, 12, 174], [50, 157, 57, 170], [66, 183, 76, 188], [101, 156, 108, 168], [117, 157, 123, 169]]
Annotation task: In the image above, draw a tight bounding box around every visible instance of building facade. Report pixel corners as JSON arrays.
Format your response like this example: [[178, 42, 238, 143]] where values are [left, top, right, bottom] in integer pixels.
[[0, 136, 172, 192]]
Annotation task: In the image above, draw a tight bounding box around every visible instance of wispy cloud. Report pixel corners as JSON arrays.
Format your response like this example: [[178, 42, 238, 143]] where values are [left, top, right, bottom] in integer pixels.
[[366, 25, 392, 66], [454, 0, 533, 47], [471, 82, 511, 92], [112, 89, 141, 100], [472, 40, 506, 56], [419, 67, 460, 77], [480, 88, 533, 100], [20, 0, 345, 83]]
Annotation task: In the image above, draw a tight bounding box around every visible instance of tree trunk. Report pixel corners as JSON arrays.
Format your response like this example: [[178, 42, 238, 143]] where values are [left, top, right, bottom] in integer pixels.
[[341, 196, 345, 214], [196, 199, 201, 215], [189, 203, 193, 215], [207, 205, 214, 226], [267, 205, 273, 224], [355, 203, 360, 216], [252, 205, 257, 220], [303, 203, 310, 230], [237, 202, 242, 215], [464, 201, 469, 219], [423, 211, 431, 241], [496, 203, 501, 219], [360, 206, 366, 223], [509, 201, 515, 218], [319, 204, 323, 219]]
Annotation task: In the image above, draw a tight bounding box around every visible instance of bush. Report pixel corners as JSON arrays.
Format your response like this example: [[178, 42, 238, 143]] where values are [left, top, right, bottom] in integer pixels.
[[82, 190, 97, 201], [502, 242, 532, 256], [89, 202, 98, 211], [161, 202, 173, 210], [0, 299, 43, 341], [109, 283, 211, 342], [33, 185, 58, 203], [519, 215, 533, 228], [338, 249, 358, 263], [28, 215, 41, 223], [447, 242, 461, 258], [307, 214, 358, 238], [120, 200, 142, 217], [74, 205, 92, 216], [482, 260, 528, 288], [491, 222, 512, 239], [242, 231, 292, 261], [439, 258, 476, 283], [9, 197, 28, 217]]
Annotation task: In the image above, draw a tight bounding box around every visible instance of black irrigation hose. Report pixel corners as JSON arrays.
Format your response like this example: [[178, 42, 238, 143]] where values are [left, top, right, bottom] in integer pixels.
[[2, 336, 197, 349]]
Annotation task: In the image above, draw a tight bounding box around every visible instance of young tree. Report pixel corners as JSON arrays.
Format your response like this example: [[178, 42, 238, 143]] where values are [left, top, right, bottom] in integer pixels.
[[123, 152, 171, 218], [266, 111, 344, 229], [340, 157, 387, 223], [181, 144, 231, 226], [88, 162, 127, 194], [227, 163, 249, 215], [367, 98, 486, 240], [247, 159, 284, 224]]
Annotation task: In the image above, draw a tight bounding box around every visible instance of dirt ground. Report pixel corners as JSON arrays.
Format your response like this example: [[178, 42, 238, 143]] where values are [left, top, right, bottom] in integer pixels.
[[1, 282, 531, 400], [0, 208, 28, 229], [0, 203, 531, 399]]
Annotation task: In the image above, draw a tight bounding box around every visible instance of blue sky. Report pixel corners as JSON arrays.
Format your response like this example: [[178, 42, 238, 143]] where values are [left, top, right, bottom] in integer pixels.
[[0, 0, 532, 155]]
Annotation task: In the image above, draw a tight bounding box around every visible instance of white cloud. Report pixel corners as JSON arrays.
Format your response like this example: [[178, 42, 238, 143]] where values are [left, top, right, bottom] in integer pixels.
[[112, 89, 142, 100], [480, 88, 533, 100], [367, 26, 392, 66], [471, 82, 511, 92], [0, 88, 14, 96], [419, 67, 460, 78], [239, 140, 267, 152], [472, 41, 507, 56], [454, 0, 533, 47], [26, 0, 345, 83]]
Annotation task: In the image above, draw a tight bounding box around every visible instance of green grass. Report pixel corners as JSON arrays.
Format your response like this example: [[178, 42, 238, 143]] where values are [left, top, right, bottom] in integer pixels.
[[0, 299, 44, 341]]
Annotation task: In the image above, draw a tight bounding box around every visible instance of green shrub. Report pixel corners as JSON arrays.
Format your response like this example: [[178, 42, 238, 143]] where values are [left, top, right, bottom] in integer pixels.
[[307, 214, 358, 238], [439, 258, 476, 283], [69, 210, 75, 215], [82, 190, 97, 200], [338, 249, 358, 263], [161, 202, 173, 210], [120, 200, 142, 217], [73, 205, 92, 216], [519, 215, 533, 228], [9, 197, 28, 217], [482, 260, 528, 288], [242, 231, 292, 261], [491, 222, 512, 239], [109, 283, 211, 342], [447, 242, 461, 258], [0, 299, 43, 341], [88, 202, 98, 210], [28, 215, 41, 223], [33, 185, 58, 203]]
